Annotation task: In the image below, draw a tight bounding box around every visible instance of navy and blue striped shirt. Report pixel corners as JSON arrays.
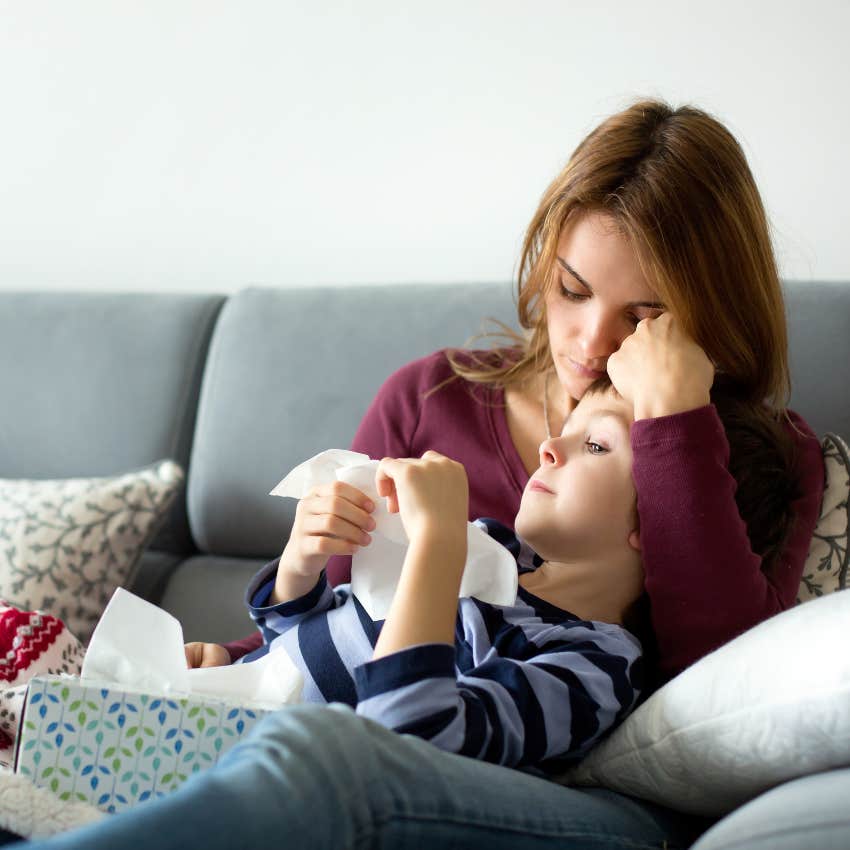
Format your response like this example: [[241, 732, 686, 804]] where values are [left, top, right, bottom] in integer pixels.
[[238, 519, 643, 770]]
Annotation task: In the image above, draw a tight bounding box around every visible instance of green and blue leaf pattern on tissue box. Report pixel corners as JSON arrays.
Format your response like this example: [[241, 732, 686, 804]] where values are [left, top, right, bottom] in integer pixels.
[[15, 676, 271, 813]]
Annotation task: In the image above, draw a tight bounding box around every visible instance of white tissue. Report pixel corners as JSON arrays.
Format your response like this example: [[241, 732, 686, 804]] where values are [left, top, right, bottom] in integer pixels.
[[82, 588, 303, 709], [270, 449, 518, 620], [82, 588, 190, 694]]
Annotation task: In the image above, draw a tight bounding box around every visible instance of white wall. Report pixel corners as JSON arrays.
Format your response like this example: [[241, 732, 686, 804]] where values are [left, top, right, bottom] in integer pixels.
[[1, 1, 848, 293]]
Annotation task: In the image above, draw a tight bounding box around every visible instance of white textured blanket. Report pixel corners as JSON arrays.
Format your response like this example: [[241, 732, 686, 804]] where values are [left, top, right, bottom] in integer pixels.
[[0, 766, 103, 839]]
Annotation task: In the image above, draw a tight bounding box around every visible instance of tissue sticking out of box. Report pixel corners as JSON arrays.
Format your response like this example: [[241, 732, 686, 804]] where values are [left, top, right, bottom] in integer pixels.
[[82, 588, 302, 709], [270, 449, 518, 620], [82, 588, 189, 693]]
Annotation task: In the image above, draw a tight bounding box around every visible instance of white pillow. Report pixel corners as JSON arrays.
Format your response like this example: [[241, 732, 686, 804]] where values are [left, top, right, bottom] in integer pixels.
[[799, 433, 849, 601], [557, 589, 850, 817], [0, 461, 183, 644]]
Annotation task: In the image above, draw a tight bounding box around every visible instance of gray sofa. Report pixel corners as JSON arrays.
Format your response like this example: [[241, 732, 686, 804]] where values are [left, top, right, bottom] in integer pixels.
[[2, 281, 849, 848]]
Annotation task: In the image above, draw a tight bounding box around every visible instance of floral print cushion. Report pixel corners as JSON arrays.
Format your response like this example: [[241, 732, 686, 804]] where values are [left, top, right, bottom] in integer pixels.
[[0, 461, 183, 645], [798, 433, 849, 602]]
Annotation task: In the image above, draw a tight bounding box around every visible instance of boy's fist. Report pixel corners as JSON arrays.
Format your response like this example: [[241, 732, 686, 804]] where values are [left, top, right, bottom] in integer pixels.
[[280, 480, 376, 579], [376, 451, 469, 543]]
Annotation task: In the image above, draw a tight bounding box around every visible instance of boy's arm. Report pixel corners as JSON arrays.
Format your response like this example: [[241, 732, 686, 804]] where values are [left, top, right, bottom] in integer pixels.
[[242, 478, 376, 648], [245, 561, 340, 649], [372, 531, 466, 656], [371, 453, 468, 659], [216, 479, 375, 665]]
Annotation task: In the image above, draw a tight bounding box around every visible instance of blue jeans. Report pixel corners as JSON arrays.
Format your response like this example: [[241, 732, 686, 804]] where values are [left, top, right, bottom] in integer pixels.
[[13, 704, 709, 849]]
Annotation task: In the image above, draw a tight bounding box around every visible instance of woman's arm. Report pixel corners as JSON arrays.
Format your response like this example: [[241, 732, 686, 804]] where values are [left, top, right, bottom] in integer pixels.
[[632, 406, 824, 682], [607, 314, 824, 681]]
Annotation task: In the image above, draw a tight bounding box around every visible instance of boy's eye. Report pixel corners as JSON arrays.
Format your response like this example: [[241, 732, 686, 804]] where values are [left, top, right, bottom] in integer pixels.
[[585, 441, 608, 455]]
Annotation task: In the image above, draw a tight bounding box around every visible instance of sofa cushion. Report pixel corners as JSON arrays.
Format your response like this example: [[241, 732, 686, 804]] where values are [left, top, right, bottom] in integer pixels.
[[0, 460, 183, 643], [155, 554, 266, 643], [558, 588, 850, 817], [187, 284, 518, 557], [0, 292, 224, 553], [690, 767, 850, 850]]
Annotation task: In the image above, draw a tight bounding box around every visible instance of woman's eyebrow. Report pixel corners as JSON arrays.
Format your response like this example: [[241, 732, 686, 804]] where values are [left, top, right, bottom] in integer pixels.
[[556, 256, 666, 311], [557, 257, 592, 290]]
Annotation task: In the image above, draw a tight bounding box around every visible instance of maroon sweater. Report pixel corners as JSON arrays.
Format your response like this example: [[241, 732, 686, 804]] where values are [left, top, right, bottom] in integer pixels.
[[225, 349, 824, 682]]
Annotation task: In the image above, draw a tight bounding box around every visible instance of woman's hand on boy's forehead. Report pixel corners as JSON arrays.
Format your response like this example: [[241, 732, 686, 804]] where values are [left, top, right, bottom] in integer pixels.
[[606, 313, 714, 422]]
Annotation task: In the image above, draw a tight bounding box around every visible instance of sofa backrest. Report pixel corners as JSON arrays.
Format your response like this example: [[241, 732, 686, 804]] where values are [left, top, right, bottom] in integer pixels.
[[784, 281, 849, 440], [186, 280, 850, 561], [3, 281, 847, 564], [186, 284, 519, 558], [0, 292, 225, 553]]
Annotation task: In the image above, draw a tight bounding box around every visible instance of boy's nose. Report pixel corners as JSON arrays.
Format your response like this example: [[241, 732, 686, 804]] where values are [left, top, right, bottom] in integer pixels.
[[538, 437, 565, 467]]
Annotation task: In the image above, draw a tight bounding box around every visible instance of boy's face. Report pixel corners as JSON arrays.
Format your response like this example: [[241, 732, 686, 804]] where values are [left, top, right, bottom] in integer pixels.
[[515, 388, 637, 562]]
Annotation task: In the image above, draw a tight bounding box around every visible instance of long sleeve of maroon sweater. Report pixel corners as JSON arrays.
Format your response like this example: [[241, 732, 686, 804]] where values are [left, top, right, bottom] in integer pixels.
[[630, 404, 823, 681]]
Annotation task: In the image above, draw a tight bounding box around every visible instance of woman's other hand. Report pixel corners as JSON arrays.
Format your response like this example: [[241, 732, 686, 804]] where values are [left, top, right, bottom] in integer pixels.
[[184, 642, 231, 669], [376, 451, 468, 547], [607, 313, 714, 420]]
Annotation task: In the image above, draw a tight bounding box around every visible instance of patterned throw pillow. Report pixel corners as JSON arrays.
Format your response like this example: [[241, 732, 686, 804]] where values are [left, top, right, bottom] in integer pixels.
[[798, 433, 850, 602], [0, 461, 183, 645]]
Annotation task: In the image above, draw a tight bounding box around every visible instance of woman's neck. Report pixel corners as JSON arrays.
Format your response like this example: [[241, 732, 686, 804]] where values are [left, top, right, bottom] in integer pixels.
[[504, 373, 577, 475]]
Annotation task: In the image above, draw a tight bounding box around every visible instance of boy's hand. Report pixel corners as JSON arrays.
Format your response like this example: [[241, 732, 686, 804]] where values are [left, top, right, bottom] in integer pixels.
[[372, 452, 469, 659], [184, 642, 231, 669], [376, 451, 468, 546], [280, 480, 376, 578], [607, 313, 714, 421]]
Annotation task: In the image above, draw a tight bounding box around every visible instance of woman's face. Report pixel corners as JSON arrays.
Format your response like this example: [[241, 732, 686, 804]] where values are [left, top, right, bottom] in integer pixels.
[[545, 211, 664, 401]]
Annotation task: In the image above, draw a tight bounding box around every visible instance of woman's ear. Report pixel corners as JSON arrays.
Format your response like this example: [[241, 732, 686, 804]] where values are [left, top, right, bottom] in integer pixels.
[[627, 529, 641, 552]]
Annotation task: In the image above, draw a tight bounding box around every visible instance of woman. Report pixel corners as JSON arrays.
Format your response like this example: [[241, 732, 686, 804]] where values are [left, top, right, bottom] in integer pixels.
[[214, 98, 823, 684], [13, 99, 824, 849]]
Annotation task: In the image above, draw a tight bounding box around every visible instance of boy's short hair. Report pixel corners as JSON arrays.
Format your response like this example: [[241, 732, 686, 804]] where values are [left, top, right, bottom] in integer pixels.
[[585, 374, 618, 399]]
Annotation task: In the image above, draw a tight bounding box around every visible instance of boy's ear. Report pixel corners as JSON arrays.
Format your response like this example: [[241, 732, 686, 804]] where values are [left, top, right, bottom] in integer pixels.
[[627, 529, 641, 552]]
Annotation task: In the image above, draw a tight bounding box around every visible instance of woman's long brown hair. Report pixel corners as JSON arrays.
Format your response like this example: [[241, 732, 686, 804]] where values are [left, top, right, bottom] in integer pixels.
[[450, 98, 790, 411]]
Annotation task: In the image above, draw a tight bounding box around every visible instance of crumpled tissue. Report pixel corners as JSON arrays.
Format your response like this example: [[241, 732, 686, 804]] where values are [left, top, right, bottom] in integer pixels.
[[81, 588, 303, 709], [270, 449, 518, 620]]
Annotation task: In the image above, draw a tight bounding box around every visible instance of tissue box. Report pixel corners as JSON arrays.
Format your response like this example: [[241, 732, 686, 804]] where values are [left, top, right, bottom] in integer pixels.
[[15, 675, 273, 813]]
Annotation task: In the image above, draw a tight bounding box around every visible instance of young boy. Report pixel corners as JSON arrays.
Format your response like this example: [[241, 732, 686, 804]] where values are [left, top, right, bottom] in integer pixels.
[[230, 380, 646, 772]]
